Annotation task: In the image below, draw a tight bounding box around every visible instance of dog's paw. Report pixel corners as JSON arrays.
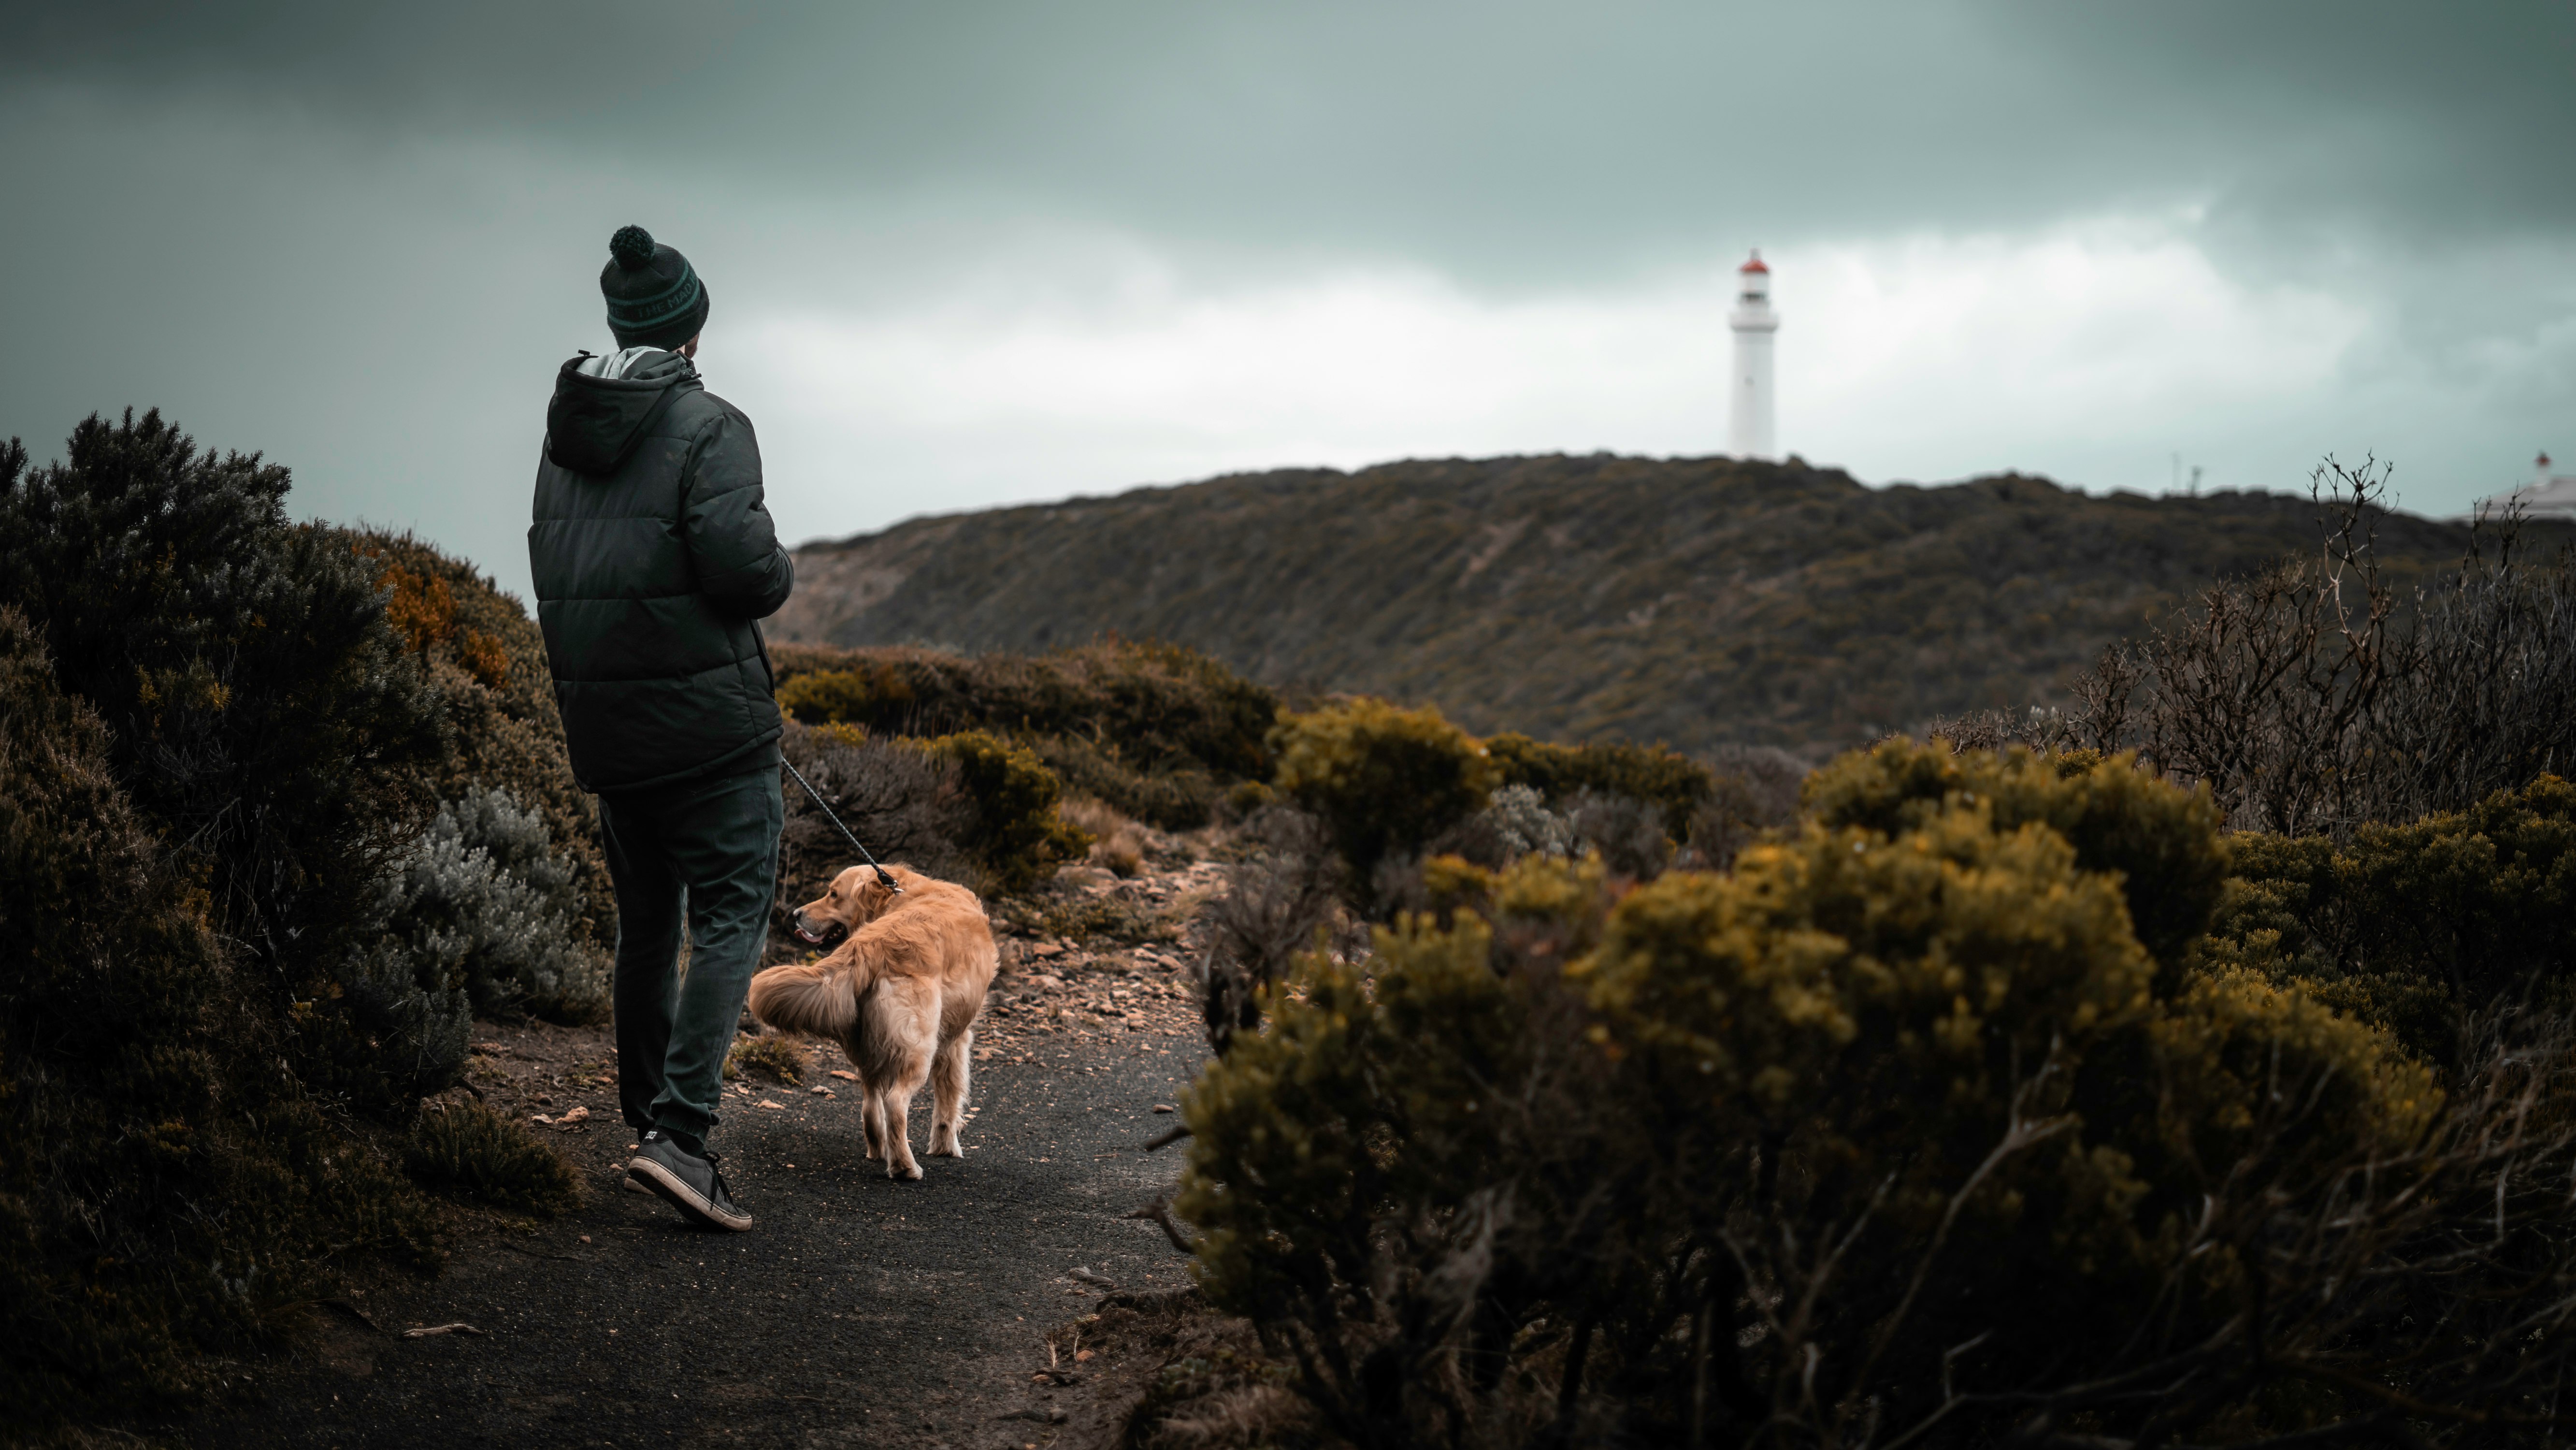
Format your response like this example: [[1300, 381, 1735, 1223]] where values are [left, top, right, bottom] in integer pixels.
[[890, 1161, 924, 1182]]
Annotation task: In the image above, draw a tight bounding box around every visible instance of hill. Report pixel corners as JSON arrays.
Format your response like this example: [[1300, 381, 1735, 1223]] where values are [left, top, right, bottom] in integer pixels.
[[774, 454, 2538, 758]]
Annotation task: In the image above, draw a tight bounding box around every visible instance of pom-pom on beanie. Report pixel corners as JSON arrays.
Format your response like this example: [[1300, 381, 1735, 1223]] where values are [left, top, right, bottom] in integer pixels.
[[599, 224, 710, 350]]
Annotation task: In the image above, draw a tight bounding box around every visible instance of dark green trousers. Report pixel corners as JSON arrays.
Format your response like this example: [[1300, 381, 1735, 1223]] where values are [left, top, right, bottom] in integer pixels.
[[598, 765, 784, 1151]]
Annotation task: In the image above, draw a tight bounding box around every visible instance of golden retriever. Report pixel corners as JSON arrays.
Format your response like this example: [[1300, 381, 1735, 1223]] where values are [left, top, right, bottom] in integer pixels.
[[747, 864, 997, 1180]]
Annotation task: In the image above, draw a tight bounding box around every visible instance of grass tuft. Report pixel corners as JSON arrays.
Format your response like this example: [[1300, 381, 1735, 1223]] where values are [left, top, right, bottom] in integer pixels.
[[725, 1034, 809, 1085], [406, 1099, 583, 1217]]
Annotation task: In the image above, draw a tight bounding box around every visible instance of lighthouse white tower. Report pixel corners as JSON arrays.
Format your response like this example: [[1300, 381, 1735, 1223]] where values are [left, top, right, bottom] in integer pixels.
[[1728, 250, 1778, 460]]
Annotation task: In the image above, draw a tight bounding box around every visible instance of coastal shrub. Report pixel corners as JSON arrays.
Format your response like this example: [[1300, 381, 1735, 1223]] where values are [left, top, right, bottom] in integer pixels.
[[0, 412, 447, 1119], [1672, 772, 1772, 872], [1271, 699, 1497, 902], [405, 1099, 583, 1217], [353, 530, 612, 954], [0, 413, 626, 1421], [772, 637, 1278, 827], [1179, 748, 2475, 1449], [1443, 783, 1572, 867], [919, 729, 1085, 895], [1196, 807, 1346, 1055], [347, 788, 609, 1093], [1441, 783, 1686, 881], [0, 607, 437, 1424], [774, 722, 979, 926], [1023, 730, 1223, 833], [1561, 789, 1672, 879], [776, 659, 914, 729], [2207, 772, 2576, 1062], [1804, 738, 2231, 981], [777, 724, 1080, 902], [2068, 459, 2576, 832], [1483, 732, 1713, 838]]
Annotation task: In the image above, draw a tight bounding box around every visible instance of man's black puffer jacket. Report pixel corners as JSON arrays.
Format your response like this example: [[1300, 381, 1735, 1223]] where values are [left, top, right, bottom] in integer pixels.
[[529, 350, 794, 793]]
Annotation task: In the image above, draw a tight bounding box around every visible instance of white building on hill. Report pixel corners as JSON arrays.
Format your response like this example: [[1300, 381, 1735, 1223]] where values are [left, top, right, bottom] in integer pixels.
[[2464, 452, 2576, 522], [1728, 250, 1778, 461]]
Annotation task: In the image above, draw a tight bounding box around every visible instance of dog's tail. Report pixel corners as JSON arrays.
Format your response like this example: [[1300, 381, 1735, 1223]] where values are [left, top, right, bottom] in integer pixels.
[[747, 959, 864, 1040]]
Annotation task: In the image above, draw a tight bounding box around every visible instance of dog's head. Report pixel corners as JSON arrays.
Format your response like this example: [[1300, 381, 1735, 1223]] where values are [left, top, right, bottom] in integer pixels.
[[790, 865, 908, 947]]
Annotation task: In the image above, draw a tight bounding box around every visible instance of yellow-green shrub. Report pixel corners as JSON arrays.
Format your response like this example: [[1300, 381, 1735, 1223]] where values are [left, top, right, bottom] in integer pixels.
[[1270, 699, 1497, 894], [917, 729, 1086, 895], [2205, 773, 2576, 1062], [1803, 739, 2230, 980], [776, 658, 915, 729]]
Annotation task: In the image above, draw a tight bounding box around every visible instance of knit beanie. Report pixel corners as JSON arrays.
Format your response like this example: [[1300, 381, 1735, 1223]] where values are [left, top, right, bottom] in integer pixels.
[[599, 224, 711, 351]]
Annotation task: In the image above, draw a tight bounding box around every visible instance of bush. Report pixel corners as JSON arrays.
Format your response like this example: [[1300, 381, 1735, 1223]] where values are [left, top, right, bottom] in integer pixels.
[[2067, 458, 2576, 832], [405, 1099, 583, 1216], [351, 530, 613, 955], [0, 412, 448, 1119], [775, 724, 1079, 901], [1178, 746, 2472, 1449], [1803, 738, 2231, 982], [1442, 783, 1572, 867], [1560, 789, 1671, 880], [347, 788, 609, 1089], [774, 722, 980, 928], [0, 607, 437, 1424], [725, 1035, 808, 1085], [773, 637, 1278, 828], [1271, 699, 1497, 906], [919, 729, 1086, 896], [1661, 742, 1812, 873], [1024, 730, 1224, 834], [776, 658, 914, 728], [1483, 732, 1714, 839], [2207, 772, 2576, 1063], [1195, 808, 1346, 1055]]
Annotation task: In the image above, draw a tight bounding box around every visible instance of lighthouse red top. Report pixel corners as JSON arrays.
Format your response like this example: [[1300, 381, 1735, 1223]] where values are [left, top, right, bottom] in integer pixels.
[[1740, 249, 1769, 274]]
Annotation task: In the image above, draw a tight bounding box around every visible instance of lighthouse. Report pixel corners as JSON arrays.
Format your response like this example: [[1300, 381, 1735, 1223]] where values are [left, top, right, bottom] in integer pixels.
[[1728, 250, 1778, 460]]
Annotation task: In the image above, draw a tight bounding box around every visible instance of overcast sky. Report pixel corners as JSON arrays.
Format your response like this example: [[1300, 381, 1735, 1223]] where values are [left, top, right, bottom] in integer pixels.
[[3, 2, 2569, 599]]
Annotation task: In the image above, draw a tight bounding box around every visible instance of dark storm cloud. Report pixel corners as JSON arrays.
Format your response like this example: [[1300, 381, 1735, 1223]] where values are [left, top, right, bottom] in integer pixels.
[[1, 0, 2566, 598], [7, 1, 2569, 281]]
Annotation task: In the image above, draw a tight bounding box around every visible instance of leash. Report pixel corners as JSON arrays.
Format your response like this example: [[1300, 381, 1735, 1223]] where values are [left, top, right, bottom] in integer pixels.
[[781, 758, 902, 893]]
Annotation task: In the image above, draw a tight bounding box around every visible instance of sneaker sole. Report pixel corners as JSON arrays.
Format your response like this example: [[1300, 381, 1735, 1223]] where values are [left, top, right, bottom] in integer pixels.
[[628, 1158, 755, 1232]]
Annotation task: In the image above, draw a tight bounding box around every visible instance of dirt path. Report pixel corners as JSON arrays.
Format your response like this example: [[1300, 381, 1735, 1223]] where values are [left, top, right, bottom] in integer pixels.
[[179, 861, 1221, 1450]]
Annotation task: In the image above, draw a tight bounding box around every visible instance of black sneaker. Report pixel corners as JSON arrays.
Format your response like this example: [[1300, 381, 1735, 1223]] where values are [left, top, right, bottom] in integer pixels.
[[628, 1131, 754, 1232]]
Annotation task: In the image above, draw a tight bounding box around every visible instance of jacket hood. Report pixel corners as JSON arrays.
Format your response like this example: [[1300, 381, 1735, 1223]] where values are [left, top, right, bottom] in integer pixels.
[[545, 350, 698, 475]]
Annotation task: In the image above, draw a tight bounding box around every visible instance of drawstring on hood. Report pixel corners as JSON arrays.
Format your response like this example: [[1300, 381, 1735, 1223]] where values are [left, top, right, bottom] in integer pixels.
[[545, 348, 700, 475]]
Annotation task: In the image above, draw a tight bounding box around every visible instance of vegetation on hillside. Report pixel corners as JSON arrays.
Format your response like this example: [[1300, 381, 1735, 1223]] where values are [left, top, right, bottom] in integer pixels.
[[774, 454, 2555, 757]]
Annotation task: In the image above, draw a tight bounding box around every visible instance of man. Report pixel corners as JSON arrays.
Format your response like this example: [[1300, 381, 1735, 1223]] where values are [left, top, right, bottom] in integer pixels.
[[530, 224, 793, 1232]]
